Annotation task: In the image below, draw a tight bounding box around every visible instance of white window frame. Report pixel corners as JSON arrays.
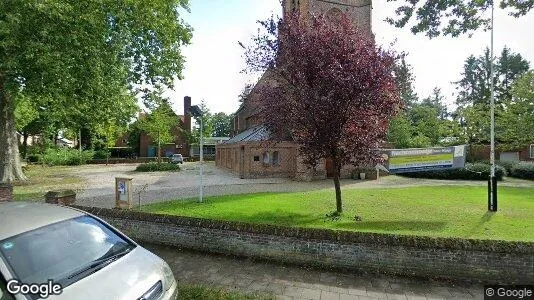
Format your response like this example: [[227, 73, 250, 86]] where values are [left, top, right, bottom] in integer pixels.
[[272, 151, 280, 166], [262, 151, 270, 165]]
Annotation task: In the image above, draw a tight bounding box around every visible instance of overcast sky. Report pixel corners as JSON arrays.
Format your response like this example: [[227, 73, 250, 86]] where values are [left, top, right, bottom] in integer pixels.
[[167, 0, 534, 115]]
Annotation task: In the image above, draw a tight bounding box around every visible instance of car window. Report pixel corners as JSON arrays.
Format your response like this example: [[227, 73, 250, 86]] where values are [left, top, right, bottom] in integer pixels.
[[0, 216, 135, 288]]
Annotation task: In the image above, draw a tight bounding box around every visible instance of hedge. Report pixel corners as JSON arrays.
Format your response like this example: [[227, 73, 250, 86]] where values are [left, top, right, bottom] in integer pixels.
[[399, 163, 505, 180], [135, 162, 181, 172], [41, 148, 94, 166], [509, 162, 534, 180]]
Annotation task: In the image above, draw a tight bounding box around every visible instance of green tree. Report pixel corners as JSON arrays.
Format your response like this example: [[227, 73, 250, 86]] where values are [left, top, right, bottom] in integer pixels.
[[393, 56, 418, 108], [498, 71, 534, 150], [139, 101, 178, 163], [0, 0, 192, 182], [211, 112, 232, 137], [455, 47, 530, 108], [421, 87, 448, 120], [191, 99, 213, 142], [387, 113, 413, 148], [408, 104, 443, 145], [387, 1, 534, 38], [458, 104, 491, 144]]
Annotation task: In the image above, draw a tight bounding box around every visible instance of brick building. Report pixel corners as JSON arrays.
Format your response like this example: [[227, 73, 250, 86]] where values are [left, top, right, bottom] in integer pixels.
[[116, 96, 192, 158], [216, 0, 373, 180]]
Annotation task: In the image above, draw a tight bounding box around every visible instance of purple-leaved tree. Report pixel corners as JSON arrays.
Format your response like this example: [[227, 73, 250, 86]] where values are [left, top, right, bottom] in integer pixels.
[[243, 12, 401, 214]]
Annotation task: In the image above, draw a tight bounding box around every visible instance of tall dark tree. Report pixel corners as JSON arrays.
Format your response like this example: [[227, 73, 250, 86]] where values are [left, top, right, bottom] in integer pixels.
[[421, 87, 449, 120], [387, 0, 534, 38], [393, 56, 418, 108], [244, 13, 401, 214], [0, 0, 192, 182], [455, 47, 530, 108]]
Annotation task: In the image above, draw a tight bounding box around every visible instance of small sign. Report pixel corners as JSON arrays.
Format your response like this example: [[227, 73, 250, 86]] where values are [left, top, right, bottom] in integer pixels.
[[115, 177, 133, 209]]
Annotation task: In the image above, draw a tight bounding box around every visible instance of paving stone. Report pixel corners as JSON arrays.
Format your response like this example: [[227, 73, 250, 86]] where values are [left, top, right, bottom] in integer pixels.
[[340, 293, 360, 300], [426, 287, 453, 299], [284, 286, 304, 298], [346, 288, 367, 296], [358, 296, 382, 300], [386, 293, 408, 300], [366, 290, 389, 299], [320, 273, 338, 284], [406, 296, 427, 300], [300, 287, 322, 300], [147, 245, 486, 300], [276, 296, 293, 300], [321, 290, 341, 300]]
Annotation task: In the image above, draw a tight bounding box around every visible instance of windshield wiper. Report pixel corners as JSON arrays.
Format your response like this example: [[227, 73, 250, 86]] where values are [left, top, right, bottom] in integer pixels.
[[65, 246, 134, 281]]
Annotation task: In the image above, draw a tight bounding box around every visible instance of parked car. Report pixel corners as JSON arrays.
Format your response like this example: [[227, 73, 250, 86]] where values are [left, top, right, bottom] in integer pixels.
[[0, 202, 177, 300], [169, 154, 184, 164]]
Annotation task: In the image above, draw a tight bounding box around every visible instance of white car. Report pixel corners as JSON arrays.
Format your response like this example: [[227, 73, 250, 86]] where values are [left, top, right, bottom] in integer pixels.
[[0, 202, 177, 300], [169, 154, 184, 164]]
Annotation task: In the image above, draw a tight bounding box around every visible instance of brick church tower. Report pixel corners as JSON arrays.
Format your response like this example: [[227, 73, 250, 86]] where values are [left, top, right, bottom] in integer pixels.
[[283, 0, 372, 33]]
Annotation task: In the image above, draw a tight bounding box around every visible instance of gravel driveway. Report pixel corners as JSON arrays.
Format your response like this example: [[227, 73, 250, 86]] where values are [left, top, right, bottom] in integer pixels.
[[73, 162, 533, 208]]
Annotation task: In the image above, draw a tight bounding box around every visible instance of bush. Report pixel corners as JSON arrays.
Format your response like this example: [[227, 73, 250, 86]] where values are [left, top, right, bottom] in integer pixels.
[[135, 162, 181, 172], [26, 154, 40, 163], [93, 149, 111, 160], [399, 163, 505, 181], [496, 160, 519, 175], [41, 148, 94, 166], [509, 162, 534, 180]]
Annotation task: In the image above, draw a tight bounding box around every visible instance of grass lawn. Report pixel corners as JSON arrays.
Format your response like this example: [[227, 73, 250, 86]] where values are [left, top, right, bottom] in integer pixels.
[[177, 284, 272, 300], [141, 186, 534, 242], [12, 165, 84, 201]]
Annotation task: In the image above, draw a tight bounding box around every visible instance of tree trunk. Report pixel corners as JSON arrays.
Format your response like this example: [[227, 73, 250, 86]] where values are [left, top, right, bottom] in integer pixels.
[[157, 132, 161, 164], [0, 75, 27, 182], [332, 156, 342, 213], [22, 131, 29, 159]]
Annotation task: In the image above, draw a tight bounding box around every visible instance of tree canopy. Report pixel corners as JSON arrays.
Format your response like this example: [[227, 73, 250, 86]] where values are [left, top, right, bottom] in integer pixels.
[[387, 0, 534, 37], [0, 0, 192, 182], [244, 13, 401, 213]]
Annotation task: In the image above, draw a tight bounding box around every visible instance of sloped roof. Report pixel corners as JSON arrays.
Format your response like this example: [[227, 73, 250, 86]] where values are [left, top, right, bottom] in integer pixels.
[[225, 125, 270, 144]]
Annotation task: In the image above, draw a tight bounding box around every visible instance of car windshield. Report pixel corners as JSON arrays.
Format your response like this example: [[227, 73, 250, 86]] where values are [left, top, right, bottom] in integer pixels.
[[0, 216, 135, 286]]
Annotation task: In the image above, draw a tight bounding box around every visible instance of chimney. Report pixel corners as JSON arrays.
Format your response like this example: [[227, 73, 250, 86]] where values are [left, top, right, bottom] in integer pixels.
[[184, 96, 191, 132]]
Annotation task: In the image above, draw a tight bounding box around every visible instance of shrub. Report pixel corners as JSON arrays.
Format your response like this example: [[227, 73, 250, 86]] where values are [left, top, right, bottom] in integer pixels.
[[26, 154, 40, 163], [41, 148, 94, 166], [93, 149, 111, 160], [509, 162, 534, 180], [135, 162, 181, 172], [399, 163, 505, 181], [496, 160, 519, 175]]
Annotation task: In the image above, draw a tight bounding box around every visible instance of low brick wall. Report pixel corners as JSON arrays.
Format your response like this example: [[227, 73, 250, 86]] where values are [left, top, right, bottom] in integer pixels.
[[74, 206, 534, 284], [0, 183, 13, 202]]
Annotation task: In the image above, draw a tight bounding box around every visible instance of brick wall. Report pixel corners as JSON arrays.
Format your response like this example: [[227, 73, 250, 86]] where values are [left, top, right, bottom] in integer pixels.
[[77, 207, 534, 284], [0, 183, 13, 202]]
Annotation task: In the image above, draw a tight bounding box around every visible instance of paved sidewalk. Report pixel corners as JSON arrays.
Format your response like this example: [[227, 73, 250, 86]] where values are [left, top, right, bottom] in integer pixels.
[[145, 244, 485, 300]]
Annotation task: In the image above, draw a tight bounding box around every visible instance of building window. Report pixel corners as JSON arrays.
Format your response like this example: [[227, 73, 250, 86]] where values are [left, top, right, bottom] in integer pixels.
[[262, 152, 270, 165], [253, 156, 260, 162], [530, 144, 534, 158], [272, 151, 280, 166]]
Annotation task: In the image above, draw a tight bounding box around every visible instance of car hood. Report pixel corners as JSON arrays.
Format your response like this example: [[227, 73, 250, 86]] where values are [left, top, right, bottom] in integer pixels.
[[56, 246, 165, 300]]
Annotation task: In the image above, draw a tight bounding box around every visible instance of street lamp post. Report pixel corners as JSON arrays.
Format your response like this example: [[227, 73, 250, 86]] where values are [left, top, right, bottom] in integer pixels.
[[188, 105, 204, 203], [199, 116, 204, 203], [489, 2, 497, 212]]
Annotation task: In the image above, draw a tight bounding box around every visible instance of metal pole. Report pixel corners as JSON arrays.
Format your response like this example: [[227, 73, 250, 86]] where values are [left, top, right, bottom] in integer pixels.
[[199, 118, 204, 203], [489, 2, 497, 212]]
